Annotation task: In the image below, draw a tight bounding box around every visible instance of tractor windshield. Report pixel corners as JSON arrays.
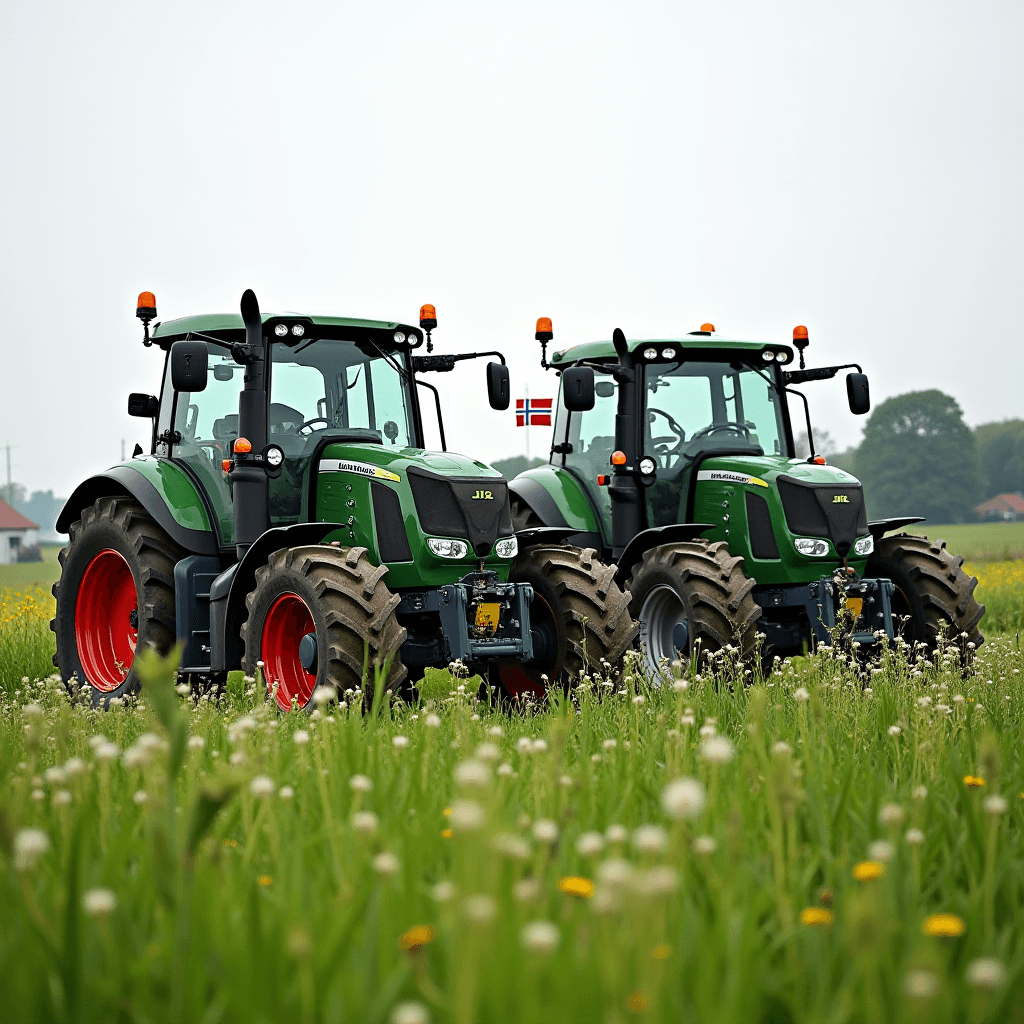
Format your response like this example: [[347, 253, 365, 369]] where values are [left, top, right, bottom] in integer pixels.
[[643, 360, 786, 469], [642, 359, 787, 528]]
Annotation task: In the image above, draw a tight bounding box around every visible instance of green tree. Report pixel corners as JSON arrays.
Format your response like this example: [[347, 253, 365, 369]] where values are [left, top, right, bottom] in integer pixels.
[[974, 419, 1024, 499], [856, 390, 982, 524]]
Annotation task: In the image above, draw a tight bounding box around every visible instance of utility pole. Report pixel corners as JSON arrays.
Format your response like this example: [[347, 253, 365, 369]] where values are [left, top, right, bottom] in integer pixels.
[[2, 441, 16, 506], [525, 382, 530, 463]]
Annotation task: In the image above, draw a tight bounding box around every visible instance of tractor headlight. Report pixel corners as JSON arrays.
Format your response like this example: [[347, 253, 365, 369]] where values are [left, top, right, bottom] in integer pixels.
[[642, 347, 658, 360], [495, 537, 518, 559], [795, 538, 830, 557], [291, 324, 305, 337], [274, 324, 289, 337], [428, 537, 468, 559], [854, 536, 874, 556], [638, 456, 657, 476], [394, 331, 406, 343], [761, 349, 775, 362]]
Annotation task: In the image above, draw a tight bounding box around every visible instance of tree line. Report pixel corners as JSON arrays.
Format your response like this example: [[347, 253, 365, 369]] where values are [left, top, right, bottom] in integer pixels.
[[814, 391, 1022, 525]]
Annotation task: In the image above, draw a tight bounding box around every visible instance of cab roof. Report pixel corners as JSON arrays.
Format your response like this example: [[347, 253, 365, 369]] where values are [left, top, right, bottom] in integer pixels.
[[551, 333, 793, 365], [151, 313, 419, 351]]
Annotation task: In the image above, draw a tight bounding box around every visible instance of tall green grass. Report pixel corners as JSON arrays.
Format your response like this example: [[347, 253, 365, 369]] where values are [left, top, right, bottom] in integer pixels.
[[1, 637, 1022, 1022]]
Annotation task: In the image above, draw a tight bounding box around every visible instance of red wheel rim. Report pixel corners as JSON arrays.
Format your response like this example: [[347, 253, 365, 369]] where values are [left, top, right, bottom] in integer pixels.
[[75, 549, 138, 691], [261, 593, 317, 711], [498, 665, 547, 700]]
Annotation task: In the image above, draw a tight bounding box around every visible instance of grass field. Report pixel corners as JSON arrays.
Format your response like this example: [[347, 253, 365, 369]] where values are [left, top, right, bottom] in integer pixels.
[[2, 639, 1023, 1022], [1, 526, 1022, 1022]]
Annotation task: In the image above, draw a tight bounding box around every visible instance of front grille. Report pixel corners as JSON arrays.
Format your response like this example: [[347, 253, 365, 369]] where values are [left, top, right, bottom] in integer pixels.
[[408, 468, 514, 557], [745, 490, 780, 559], [777, 475, 868, 554], [372, 482, 413, 563]]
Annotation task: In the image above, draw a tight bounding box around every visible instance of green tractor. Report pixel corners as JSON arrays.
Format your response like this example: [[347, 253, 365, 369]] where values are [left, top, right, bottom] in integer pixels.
[[51, 291, 637, 708], [510, 319, 984, 675]]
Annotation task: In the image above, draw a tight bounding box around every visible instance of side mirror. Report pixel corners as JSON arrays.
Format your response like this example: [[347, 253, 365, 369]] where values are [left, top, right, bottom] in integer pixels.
[[486, 362, 510, 410], [170, 340, 209, 393], [128, 393, 159, 418], [562, 366, 595, 411], [846, 372, 870, 415]]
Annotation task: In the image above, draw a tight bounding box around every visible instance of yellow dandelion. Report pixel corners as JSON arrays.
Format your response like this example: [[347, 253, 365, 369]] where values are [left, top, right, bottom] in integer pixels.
[[651, 943, 672, 961], [443, 807, 453, 817], [963, 776, 985, 788], [398, 924, 435, 952], [441, 828, 453, 839], [258, 875, 273, 886], [923, 913, 965, 938], [800, 907, 834, 926], [626, 990, 649, 1013], [852, 861, 885, 881], [558, 876, 595, 899]]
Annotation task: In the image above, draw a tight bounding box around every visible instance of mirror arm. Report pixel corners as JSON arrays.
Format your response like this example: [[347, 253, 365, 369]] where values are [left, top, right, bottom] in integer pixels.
[[415, 379, 447, 451], [412, 350, 506, 372], [783, 362, 862, 385]]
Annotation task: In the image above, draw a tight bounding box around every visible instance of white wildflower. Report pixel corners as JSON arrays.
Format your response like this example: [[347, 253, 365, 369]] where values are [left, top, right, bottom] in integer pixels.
[[454, 760, 491, 788], [605, 824, 628, 844], [496, 763, 513, 777], [351, 811, 379, 833], [392, 735, 409, 749], [279, 785, 294, 800], [692, 835, 717, 856], [532, 819, 559, 843], [292, 730, 310, 746], [13, 828, 50, 871], [700, 735, 735, 765], [867, 840, 895, 863], [463, 894, 496, 922], [372, 851, 400, 875], [632, 824, 669, 854], [349, 774, 372, 792], [390, 1001, 430, 1024], [521, 920, 560, 951], [966, 958, 1006, 989], [83, 888, 117, 917], [661, 777, 706, 820], [879, 803, 905, 826], [187, 735, 205, 750], [514, 877, 541, 903], [904, 828, 925, 845], [983, 794, 1008, 815], [249, 775, 276, 798], [903, 970, 940, 999], [431, 880, 456, 903], [575, 831, 605, 857], [133, 790, 148, 805], [449, 800, 486, 831]]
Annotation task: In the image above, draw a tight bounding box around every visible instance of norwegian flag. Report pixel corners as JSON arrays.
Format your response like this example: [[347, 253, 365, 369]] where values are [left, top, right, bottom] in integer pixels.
[[516, 397, 553, 426]]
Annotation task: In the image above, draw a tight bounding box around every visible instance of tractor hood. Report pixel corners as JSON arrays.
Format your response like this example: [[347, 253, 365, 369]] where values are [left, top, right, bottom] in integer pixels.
[[697, 454, 860, 490], [316, 442, 505, 482]]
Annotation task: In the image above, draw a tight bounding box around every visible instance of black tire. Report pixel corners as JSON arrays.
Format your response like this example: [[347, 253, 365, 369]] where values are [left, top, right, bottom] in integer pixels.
[[867, 534, 984, 652], [627, 540, 762, 677], [241, 545, 406, 711], [51, 495, 183, 707], [510, 498, 544, 533], [494, 545, 638, 697]]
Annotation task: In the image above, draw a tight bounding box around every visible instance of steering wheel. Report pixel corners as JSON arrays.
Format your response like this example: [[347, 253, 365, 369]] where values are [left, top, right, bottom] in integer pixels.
[[298, 417, 329, 435], [648, 406, 687, 465], [687, 421, 752, 443]]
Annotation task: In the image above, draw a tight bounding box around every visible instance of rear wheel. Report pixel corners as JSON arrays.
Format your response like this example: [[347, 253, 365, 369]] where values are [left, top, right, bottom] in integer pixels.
[[241, 545, 407, 711], [494, 545, 638, 699], [52, 496, 183, 706], [867, 534, 984, 653], [627, 540, 761, 678]]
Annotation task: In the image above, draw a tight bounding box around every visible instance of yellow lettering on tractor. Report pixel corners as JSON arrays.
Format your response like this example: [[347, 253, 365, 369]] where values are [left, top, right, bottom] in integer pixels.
[[833, 494, 850, 504], [472, 490, 494, 500]]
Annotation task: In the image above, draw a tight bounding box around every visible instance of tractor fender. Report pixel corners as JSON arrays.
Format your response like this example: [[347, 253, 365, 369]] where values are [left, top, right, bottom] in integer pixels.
[[614, 524, 716, 589], [508, 477, 570, 527], [56, 466, 218, 555], [210, 522, 348, 672], [867, 517, 925, 541]]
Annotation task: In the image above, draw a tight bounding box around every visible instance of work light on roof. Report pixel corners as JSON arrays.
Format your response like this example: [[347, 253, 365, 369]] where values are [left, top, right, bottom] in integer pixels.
[[642, 346, 658, 360], [394, 331, 406, 344], [274, 324, 288, 337], [776, 350, 790, 363], [761, 349, 775, 362], [660, 347, 675, 359], [291, 324, 304, 337]]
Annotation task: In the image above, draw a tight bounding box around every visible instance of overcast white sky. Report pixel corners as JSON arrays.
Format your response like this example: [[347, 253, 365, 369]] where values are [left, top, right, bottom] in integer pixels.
[[2, 0, 1022, 498]]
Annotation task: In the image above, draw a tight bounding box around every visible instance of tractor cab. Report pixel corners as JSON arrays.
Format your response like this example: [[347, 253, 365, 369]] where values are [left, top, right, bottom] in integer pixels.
[[151, 314, 423, 547]]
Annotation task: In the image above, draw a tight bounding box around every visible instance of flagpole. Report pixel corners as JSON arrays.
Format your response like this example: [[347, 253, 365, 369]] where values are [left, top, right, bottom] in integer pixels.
[[525, 381, 530, 464]]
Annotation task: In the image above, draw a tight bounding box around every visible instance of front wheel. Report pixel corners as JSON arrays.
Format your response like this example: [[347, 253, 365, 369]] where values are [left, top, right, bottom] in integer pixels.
[[627, 540, 761, 678], [866, 534, 984, 653], [494, 545, 638, 699], [241, 545, 407, 711], [51, 496, 183, 706]]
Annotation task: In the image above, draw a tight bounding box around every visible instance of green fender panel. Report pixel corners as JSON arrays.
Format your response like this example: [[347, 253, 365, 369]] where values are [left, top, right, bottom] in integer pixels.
[[56, 459, 217, 555], [508, 466, 601, 533]]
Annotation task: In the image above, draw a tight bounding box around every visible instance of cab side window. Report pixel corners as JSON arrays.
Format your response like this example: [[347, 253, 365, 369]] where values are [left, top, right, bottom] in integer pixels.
[[562, 373, 616, 540]]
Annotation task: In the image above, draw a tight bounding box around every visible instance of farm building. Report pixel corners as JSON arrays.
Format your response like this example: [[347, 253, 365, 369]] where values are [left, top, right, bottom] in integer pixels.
[[975, 492, 1024, 522], [0, 498, 39, 564]]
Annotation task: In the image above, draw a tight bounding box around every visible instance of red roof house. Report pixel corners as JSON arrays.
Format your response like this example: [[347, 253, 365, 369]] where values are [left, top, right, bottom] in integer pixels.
[[974, 493, 1024, 521], [0, 498, 39, 564]]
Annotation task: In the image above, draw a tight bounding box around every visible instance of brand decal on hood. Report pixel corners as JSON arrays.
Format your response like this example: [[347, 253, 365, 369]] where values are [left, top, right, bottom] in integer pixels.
[[697, 470, 769, 488], [319, 459, 401, 483]]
